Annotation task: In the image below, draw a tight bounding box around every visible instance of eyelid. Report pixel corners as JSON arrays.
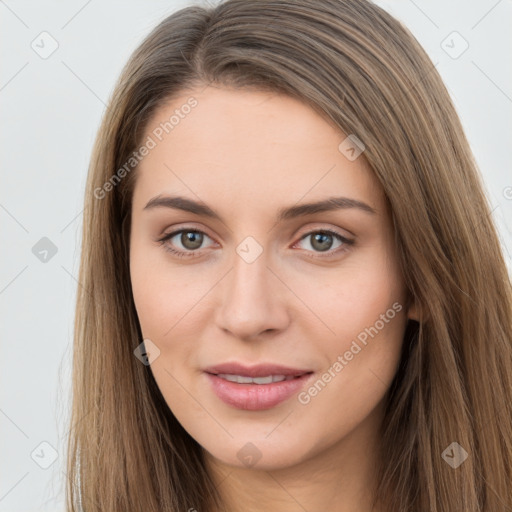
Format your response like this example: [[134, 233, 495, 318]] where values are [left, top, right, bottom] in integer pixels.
[[157, 222, 216, 242], [293, 222, 355, 241]]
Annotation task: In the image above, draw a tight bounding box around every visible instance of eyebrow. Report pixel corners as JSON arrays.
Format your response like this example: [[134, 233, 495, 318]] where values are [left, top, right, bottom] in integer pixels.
[[143, 194, 376, 222]]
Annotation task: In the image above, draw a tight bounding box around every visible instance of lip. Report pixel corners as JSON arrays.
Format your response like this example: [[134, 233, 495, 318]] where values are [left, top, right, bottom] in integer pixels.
[[204, 362, 312, 378], [203, 362, 314, 411]]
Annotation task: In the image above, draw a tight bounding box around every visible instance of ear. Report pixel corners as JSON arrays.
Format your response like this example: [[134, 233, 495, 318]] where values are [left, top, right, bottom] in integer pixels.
[[407, 297, 420, 322]]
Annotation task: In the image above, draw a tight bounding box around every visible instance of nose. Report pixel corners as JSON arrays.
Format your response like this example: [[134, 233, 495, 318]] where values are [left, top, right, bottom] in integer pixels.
[[214, 247, 290, 341]]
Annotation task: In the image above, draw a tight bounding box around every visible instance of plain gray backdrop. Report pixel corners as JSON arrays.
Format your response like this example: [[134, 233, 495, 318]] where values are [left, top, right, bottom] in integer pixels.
[[1, 0, 511, 510]]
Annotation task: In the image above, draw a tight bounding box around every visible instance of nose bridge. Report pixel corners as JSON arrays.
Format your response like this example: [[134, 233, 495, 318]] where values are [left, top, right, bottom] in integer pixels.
[[230, 242, 270, 299], [215, 237, 288, 338]]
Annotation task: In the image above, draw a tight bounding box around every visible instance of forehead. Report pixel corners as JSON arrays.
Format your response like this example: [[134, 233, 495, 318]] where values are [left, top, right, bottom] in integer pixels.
[[133, 86, 384, 215], [145, 86, 352, 158]]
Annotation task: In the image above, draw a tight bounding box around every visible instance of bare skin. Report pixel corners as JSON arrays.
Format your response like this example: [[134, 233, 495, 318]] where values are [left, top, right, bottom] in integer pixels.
[[129, 85, 418, 512]]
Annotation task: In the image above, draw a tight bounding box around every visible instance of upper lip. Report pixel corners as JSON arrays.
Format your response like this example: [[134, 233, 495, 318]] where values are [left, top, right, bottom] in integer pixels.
[[204, 362, 313, 378]]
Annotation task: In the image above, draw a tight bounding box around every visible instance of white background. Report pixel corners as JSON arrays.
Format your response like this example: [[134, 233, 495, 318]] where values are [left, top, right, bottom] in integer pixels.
[[1, 0, 511, 510]]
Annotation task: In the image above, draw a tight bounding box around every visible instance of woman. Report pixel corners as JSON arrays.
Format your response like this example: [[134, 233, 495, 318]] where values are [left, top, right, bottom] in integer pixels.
[[67, 0, 512, 510]]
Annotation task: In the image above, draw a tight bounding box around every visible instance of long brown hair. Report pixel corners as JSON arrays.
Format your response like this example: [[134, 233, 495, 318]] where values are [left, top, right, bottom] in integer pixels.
[[67, 0, 512, 510]]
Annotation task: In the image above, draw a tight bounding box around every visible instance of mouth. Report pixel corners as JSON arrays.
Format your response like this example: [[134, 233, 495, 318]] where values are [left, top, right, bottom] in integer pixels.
[[212, 373, 303, 384], [203, 362, 314, 410]]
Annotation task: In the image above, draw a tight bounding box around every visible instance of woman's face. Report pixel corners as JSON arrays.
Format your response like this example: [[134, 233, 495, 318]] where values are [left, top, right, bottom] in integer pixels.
[[130, 85, 416, 471]]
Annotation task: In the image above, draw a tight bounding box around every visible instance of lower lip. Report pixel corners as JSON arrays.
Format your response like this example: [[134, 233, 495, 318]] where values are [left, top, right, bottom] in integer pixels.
[[205, 373, 313, 411]]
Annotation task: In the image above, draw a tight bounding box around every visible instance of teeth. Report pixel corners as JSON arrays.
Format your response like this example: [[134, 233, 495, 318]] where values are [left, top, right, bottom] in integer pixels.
[[216, 374, 294, 384], [253, 376, 274, 384]]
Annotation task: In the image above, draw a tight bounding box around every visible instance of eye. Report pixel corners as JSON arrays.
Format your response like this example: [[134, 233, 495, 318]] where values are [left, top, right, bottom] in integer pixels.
[[157, 228, 215, 258], [157, 227, 354, 260], [293, 229, 354, 258]]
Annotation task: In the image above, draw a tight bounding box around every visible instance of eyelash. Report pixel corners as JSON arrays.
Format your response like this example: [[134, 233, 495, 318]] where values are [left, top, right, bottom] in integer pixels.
[[157, 227, 354, 260]]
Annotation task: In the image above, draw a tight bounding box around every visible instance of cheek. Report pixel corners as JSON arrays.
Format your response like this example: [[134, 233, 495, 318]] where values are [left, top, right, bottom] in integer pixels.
[[129, 240, 214, 402], [291, 247, 407, 416], [300, 307, 406, 432], [284, 243, 406, 352], [292, 313, 406, 462], [335, 268, 405, 349], [130, 237, 202, 341]]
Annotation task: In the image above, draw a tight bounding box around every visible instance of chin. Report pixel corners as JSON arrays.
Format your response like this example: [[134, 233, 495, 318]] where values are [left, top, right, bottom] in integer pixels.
[[201, 430, 319, 472]]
